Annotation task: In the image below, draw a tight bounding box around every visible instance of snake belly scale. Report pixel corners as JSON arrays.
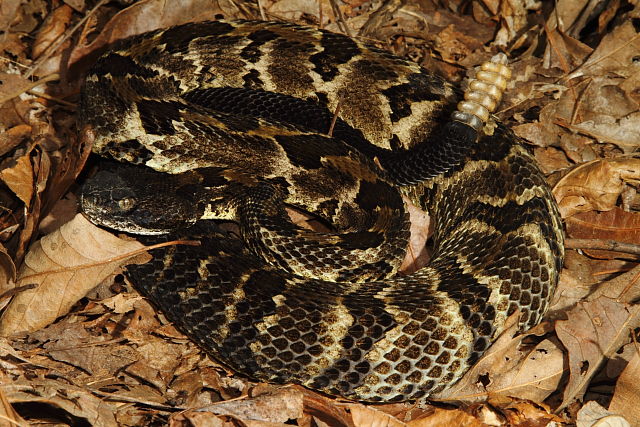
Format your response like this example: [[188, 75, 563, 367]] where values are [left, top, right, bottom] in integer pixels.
[[79, 20, 564, 402]]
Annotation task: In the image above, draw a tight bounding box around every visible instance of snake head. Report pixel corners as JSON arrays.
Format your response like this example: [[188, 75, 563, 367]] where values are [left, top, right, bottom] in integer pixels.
[[80, 162, 206, 235]]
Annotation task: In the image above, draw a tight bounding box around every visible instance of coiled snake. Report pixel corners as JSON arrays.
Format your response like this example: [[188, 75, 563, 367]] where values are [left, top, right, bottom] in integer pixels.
[[79, 20, 564, 402]]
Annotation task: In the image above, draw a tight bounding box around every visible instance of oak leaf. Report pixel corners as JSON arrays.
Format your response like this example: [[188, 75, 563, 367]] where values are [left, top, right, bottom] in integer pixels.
[[0, 214, 148, 335]]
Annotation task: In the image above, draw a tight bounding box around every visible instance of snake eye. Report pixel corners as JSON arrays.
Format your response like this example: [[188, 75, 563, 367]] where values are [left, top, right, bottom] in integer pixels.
[[117, 197, 136, 211]]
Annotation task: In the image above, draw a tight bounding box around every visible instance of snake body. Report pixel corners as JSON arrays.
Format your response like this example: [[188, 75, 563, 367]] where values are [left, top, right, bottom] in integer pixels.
[[79, 20, 564, 401]]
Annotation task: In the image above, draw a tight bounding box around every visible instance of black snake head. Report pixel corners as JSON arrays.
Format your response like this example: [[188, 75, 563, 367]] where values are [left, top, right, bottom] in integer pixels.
[[80, 162, 207, 235]]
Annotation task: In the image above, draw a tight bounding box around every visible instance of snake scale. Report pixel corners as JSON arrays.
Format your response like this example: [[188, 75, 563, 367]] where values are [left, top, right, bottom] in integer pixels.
[[79, 20, 564, 402]]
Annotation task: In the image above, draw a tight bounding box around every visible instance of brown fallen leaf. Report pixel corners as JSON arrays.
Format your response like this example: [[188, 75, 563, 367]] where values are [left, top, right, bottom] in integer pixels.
[[493, 0, 534, 47], [0, 214, 149, 335], [434, 25, 482, 65], [545, 0, 600, 36], [32, 4, 73, 59], [553, 158, 640, 218], [568, 20, 640, 79], [11, 149, 50, 267], [589, 263, 640, 303], [569, 113, 640, 154], [0, 244, 17, 304], [268, 0, 333, 23], [180, 387, 304, 425], [0, 0, 22, 31], [513, 122, 560, 149], [70, 0, 229, 68], [543, 27, 593, 71], [125, 336, 189, 392], [407, 407, 483, 427], [548, 251, 597, 314], [493, 397, 565, 426], [170, 410, 236, 427], [295, 386, 355, 427], [348, 404, 405, 427], [534, 146, 571, 174], [608, 346, 640, 422], [555, 264, 640, 410], [0, 124, 31, 157], [2, 378, 119, 427], [577, 76, 639, 121], [38, 193, 79, 234], [0, 375, 27, 427], [29, 315, 139, 379], [577, 400, 632, 427], [566, 207, 640, 260], [400, 197, 430, 274], [0, 153, 34, 208]]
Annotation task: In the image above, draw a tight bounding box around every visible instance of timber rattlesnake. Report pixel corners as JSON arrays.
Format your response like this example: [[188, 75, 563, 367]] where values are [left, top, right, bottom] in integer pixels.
[[79, 20, 564, 401]]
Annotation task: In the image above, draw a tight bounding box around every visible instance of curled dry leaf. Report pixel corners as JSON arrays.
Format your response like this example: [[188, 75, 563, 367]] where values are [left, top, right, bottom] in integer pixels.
[[400, 197, 430, 274], [553, 158, 640, 218], [434, 25, 482, 64], [0, 214, 148, 335], [0, 124, 31, 157], [294, 386, 355, 427], [32, 4, 73, 59], [513, 122, 558, 148], [0, 243, 17, 298], [0, 153, 34, 208], [545, 0, 596, 35]]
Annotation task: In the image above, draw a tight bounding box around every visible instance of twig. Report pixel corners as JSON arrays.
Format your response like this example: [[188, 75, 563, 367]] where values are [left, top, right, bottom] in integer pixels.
[[0, 73, 59, 105], [27, 89, 76, 108], [565, 238, 640, 257], [327, 96, 343, 137], [257, 0, 266, 21], [88, 389, 184, 411], [0, 284, 37, 302], [328, 0, 352, 37], [0, 413, 29, 427]]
